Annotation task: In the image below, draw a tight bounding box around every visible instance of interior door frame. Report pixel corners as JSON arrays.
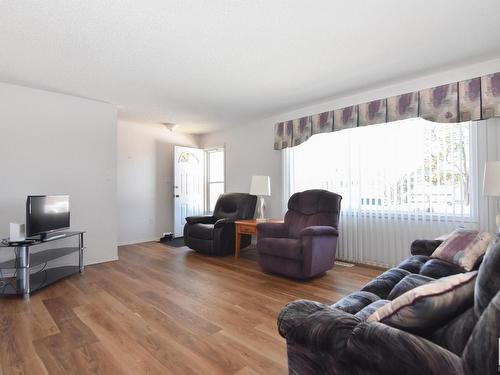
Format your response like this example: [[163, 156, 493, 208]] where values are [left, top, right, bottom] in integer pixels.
[[204, 145, 226, 213]]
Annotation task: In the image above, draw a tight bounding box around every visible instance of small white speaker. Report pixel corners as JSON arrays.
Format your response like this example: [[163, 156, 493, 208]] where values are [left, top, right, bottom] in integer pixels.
[[9, 223, 25, 241]]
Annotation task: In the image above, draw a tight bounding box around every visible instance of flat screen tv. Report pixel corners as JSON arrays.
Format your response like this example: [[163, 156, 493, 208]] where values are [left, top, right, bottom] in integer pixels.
[[26, 195, 70, 238]]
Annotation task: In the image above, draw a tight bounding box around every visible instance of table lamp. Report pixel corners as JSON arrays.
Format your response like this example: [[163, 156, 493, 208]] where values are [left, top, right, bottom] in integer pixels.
[[483, 161, 500, 232], [250, 176, 271, 221]]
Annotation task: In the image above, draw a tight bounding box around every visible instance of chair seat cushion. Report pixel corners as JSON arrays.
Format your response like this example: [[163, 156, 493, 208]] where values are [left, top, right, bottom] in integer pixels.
[[189, 223, 215, 240], [257, 238, 302, 260]]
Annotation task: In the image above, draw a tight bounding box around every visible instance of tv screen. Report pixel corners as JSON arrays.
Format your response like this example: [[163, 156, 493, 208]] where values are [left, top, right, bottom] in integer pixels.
[[26, 195, 70, 237]]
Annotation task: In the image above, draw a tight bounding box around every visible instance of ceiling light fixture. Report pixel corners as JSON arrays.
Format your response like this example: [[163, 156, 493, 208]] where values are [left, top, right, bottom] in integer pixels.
[[163, 122, 179, 132]]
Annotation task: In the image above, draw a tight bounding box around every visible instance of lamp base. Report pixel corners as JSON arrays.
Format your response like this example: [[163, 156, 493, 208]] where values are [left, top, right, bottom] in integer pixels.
[[255, 196, 266, 221]]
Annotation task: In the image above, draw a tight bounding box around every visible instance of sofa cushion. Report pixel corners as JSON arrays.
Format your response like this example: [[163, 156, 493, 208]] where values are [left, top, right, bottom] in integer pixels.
[[463, 290, 500, 375], [475, 236, 500, 318], [354, 300, 389, 321], [419, 258, 464, 279], [360, 268, 411, 299], [367, 271, 477, 333], [387, 274, 435, 300], [189, 223, 214, 240], [257, 238, 302, 260], [396, 255, 430, 274], [431, 229, 492, 271], [331, 291, 380, 315], [430, 307, 476, 356]]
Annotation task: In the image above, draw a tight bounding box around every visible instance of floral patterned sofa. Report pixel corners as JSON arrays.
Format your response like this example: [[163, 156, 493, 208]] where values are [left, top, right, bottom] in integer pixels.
[[277, 237, 500, 375]]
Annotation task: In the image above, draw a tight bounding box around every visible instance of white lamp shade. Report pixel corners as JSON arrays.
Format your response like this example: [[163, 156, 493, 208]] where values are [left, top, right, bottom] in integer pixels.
[[483, 161, 500, 197], [250, 176, 271, 196]]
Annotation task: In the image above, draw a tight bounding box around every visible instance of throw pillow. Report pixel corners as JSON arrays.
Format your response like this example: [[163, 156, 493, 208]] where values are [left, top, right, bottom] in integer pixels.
[[367, 271, 477, 332], [431, 229, 492, 271]]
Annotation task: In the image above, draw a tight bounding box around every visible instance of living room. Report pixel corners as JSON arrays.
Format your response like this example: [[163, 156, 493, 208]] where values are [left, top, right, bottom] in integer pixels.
[[0, 1, 499, 374]]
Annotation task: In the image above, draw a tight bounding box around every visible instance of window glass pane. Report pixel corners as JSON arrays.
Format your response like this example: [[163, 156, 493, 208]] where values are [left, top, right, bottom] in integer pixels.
[[290, 118, 472, 217], [209, 182, 225, 212], [209, 150, 224, 182]]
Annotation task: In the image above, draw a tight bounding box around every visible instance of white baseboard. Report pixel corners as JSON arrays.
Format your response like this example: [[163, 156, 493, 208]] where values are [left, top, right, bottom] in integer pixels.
[[84, 256, 119, 266], [117, 238, 158, 246]]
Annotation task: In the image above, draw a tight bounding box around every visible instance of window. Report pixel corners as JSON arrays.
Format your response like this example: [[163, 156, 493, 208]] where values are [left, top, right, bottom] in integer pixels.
[[206, 147, 225, 212], [287, 118, 474, 219]]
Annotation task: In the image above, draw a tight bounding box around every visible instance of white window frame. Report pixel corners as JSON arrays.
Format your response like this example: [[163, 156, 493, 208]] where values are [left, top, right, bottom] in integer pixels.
[[205, 146, 226, 213]]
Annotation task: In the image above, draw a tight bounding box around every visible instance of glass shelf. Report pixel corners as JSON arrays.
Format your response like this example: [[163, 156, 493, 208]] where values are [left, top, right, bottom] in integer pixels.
[[0, 266, 80, 296], [0, 247, 80, 269]]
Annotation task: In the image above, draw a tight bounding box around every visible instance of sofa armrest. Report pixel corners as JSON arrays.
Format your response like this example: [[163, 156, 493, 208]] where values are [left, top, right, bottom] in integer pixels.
[[214, 218, 234, 228], [185, 215, 216, 225], [347, 321, 464, 375], [410, 239, 443, 256], [257, 222, 288, 239], [300, 226, 339, 237], [278, 299, 360, 354]]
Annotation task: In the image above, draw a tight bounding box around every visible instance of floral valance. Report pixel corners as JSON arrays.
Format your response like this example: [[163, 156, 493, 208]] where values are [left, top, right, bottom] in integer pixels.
[[274, 72, 500, 150]]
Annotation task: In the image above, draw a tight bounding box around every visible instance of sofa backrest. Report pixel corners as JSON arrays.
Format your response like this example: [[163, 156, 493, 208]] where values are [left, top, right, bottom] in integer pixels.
[[434, 235, 500, 358], [462, 289, 500, 375], [474, 235, 500, 319], [285, 189, 342, 239], [213, 193, 257, 220]]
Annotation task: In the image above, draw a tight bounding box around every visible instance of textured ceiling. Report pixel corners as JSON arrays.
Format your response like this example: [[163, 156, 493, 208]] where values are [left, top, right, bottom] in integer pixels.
[[1, 1, 500, 133]]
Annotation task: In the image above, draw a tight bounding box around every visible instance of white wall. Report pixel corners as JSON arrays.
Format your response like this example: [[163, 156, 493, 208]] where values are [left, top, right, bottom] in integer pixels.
[[200, 58, 500, 219], [0, 82, 117, 265], [200, 120, 283, 219], [117, 121, 199, 245]]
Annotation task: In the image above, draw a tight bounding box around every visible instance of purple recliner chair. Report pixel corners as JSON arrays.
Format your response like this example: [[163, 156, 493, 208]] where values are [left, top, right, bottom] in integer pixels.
[[257, 189, 342, 279]]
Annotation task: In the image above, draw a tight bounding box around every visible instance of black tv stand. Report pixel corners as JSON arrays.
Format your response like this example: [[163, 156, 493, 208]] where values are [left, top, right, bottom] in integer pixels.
[[29, 232, 68, 242], [0, 231, 85, 297]]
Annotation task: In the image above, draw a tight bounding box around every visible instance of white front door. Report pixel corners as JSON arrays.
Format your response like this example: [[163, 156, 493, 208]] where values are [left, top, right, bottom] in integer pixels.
[[174, 146, 205, 237]]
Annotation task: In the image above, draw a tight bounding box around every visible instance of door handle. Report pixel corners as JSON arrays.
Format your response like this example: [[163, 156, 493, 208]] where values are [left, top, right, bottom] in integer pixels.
[[175, 195, 180, 198]]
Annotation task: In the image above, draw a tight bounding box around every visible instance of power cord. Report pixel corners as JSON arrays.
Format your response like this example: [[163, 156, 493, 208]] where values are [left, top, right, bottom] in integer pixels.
[[0, 243, 49, 295], [0, 247, 20, 295]]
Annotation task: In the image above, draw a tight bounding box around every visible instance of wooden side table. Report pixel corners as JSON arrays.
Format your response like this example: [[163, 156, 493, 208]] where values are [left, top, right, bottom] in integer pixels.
[[234, 219, 283, 258]]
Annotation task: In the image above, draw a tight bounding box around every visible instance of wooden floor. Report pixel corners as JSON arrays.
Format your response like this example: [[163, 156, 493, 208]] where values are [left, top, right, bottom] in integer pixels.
[[0, 242, 381, 375]]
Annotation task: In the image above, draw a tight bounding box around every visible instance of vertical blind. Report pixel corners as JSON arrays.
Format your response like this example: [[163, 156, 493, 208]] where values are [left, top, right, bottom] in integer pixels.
[[284, 117, 500, 267]]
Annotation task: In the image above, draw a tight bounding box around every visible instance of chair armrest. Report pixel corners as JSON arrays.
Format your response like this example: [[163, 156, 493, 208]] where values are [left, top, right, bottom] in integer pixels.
[[257, 222, 287, 239], [278, 299, 360, 354], [300, 226, 339, 237], [185, 216, 216, 225], [347, 322, 464, 375], [410, 239, 443, 256], [214, 218, 234, 228]]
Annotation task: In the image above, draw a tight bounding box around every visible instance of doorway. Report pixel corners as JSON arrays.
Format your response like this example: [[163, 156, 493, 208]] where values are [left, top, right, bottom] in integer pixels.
[[173, 146, 205, 237]]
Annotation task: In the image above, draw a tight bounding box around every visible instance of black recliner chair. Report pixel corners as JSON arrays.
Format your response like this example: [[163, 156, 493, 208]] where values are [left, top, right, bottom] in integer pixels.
[[184, 193, 257, 256]]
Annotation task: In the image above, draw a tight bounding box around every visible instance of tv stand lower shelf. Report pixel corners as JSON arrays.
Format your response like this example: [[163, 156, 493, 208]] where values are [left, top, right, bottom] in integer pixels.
[[0, 231, 85, 297]]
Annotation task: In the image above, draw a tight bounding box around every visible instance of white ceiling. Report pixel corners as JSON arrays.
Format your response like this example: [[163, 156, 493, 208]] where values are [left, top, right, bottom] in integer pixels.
[[1, 1, 500, 134]]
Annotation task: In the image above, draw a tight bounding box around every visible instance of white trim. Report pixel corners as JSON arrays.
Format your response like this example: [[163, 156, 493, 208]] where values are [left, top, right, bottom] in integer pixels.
[[117, 238, 159, 246], [282, 148, 293, 215], [205, 146, 226, 213]]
